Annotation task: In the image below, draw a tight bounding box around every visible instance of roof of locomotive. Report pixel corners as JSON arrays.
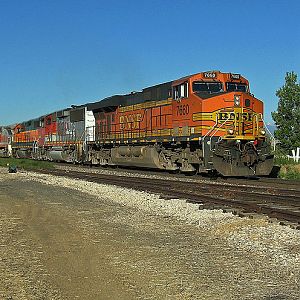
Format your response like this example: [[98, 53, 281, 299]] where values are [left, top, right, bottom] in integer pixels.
[[84, 80, 173, 112], [83, 71, 248, 112]]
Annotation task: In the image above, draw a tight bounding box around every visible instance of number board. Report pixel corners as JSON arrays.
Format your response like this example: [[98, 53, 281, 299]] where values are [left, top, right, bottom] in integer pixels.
[[176, 104, 190, 116], [203, 72, 217, 79], [230, 73, 240, 80]]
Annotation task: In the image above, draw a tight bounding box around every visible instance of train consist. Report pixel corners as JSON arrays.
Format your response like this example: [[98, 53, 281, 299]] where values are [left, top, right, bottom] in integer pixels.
[[0, 71, 274, 176]]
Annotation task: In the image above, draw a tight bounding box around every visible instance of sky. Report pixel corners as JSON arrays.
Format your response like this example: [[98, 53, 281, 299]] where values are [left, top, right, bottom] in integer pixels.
[[0, 0, 299, 125]]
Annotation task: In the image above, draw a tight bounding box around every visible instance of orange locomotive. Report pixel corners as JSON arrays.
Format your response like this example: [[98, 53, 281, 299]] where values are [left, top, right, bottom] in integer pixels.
[[9, 70, 274, 176], [85, 70, 274, 176]]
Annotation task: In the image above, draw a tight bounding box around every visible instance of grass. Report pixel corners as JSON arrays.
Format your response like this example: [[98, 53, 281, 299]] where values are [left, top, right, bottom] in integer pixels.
[[274, 155, 299, 166], [0, 157, 54, 171], [273, 149, 300, 180], [278, 164, 300, 180], [276, 161, 300, 180]]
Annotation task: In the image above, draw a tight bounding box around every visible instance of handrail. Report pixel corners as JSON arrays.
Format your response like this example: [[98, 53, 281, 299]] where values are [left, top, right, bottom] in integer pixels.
[[209, 116, 231, 150], [202, 115, 219, 141], [260, 113, 276, 152], [202, 114, 231, 159]]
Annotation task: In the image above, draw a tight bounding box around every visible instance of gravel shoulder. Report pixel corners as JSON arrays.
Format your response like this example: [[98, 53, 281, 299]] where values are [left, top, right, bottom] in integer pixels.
[[0, 167, 299, 299]]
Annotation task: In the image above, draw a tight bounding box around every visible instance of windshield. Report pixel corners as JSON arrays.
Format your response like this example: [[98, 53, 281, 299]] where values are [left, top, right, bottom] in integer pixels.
[[193, 81, 223, 94], [226, 82, 248, 92]]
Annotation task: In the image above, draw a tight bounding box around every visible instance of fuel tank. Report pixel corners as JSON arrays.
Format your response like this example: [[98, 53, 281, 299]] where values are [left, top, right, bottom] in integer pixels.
[[49, 148, 70, 162], [111, 146, 164, 169]]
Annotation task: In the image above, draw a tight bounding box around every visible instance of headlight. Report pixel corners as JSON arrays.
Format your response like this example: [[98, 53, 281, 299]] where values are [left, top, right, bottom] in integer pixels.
[[260, 129, 266, 135], [227, 129, 234, 135], [234, 95, 240, 106]]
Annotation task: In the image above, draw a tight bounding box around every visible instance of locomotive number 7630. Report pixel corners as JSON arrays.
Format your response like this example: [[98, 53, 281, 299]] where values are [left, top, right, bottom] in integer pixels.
[[176, 104, 189, 116]]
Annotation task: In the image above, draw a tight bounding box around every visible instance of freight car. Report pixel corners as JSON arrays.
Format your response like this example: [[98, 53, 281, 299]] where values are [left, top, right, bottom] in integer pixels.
[[10, 71, 274, 176]]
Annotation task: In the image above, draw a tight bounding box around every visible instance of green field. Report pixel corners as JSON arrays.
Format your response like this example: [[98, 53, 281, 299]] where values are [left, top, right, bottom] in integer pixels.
[[0, 157, 54, 171]]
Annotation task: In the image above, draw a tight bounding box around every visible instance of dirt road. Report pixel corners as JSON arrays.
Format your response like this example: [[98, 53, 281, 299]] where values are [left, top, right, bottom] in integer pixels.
[[0, 170, 299, 299]]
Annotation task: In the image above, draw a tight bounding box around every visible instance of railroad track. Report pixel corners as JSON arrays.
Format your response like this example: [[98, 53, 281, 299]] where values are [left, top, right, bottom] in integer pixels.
[[56, 162, 300, 189], [35, 167, 300, 229]]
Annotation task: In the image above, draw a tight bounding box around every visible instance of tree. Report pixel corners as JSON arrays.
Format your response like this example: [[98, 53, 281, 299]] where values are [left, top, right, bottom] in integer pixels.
[[272, 72, 300, 153]]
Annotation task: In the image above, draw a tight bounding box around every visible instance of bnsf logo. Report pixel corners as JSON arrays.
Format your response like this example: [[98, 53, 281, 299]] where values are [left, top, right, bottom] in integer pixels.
[[218, 112, 253, 122], [120, 113, 142, 130]]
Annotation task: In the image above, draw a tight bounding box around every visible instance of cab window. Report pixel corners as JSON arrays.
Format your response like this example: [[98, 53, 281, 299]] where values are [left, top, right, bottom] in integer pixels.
[[193, 81, 223, 94], [226, 82, 248, 92], [173, 82, 188, 100]]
